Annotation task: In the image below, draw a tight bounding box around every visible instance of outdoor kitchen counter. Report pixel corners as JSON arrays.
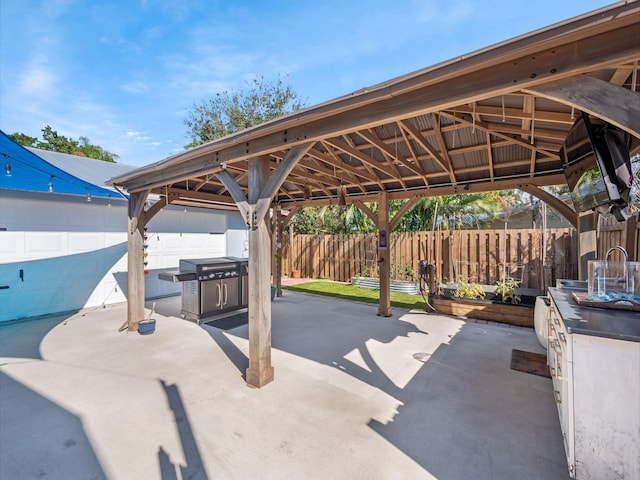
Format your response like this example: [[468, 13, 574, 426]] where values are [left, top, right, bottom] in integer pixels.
[[548, 287, 640, 343]]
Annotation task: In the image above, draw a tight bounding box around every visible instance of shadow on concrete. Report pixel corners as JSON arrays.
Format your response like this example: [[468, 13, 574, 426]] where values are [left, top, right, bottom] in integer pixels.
[[160, 380, 209, 480], [223, 292, 569, 479], [0, 371, 107, 480], [206, 328, 248, 381], [0, 313, 70, 359], [366, 322, 570, 480]]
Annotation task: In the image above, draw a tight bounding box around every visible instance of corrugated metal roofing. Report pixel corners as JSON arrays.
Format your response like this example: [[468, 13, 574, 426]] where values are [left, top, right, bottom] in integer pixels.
[[27, 147, 135, 191]]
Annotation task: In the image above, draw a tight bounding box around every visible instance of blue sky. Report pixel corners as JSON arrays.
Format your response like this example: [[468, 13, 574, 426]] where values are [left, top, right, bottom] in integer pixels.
[[0, 0, 616, 167]]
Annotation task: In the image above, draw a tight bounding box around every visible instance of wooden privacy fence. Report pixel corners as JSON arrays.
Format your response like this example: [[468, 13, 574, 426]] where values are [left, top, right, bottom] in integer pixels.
[[283, 228, 579, 292]]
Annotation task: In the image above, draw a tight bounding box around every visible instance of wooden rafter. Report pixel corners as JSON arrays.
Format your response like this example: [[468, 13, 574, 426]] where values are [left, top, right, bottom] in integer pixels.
[[399, 119, 455, 183], [339, 135, 383, 189], [357, 128, 425, 177], [397, 123, 425, 184], [325, 137, 397, 179], [429, 113, 457, 184], [389, 196, 422, 231], [485, 130, 494, 180], [448, 104, 574, 124], [439, 111, 560, 160]]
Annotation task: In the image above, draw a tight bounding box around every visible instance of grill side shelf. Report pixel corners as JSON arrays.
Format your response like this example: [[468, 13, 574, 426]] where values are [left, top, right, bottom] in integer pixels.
[[158, 271, 198, 282]]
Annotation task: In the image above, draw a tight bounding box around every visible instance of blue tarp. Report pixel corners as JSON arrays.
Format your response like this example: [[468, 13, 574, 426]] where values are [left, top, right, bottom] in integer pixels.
[[0, 130, 116, 198]]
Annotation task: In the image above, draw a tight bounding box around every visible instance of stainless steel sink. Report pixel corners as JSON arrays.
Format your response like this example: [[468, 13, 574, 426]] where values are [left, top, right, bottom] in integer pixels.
[[556, 279, 588, 290]]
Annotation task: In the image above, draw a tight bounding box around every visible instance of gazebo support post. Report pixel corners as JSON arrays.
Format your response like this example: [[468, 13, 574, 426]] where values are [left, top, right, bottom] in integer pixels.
[[217, 144, 311, 387], [377, 192, 392, 317], [578, 211, 598, 281], [246, 156, 275, 387], [127, 190, 150, 331]]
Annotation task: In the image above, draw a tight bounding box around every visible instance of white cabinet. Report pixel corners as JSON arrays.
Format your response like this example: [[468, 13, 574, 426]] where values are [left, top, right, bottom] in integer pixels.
[[548, 294, 640, 479]]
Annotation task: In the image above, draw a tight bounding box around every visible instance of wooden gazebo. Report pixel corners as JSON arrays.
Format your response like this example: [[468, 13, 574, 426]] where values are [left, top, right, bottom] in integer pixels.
[[110, 2, 640, 387]]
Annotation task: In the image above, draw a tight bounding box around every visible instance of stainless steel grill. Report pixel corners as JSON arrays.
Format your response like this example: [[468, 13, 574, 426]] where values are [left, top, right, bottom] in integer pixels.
[[159, 257, 248, 322]]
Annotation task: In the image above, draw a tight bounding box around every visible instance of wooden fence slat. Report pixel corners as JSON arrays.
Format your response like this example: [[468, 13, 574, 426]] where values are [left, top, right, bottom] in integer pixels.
[[285, 221, 633, 288]]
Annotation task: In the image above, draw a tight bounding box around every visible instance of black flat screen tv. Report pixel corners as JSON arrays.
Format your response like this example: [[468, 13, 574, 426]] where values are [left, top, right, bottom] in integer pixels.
[[560, 113, 633, 221]]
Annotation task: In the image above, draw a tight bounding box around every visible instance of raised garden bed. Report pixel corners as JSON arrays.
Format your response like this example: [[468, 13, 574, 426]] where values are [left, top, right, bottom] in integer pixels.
[[351, 277, 419, 294], [431, 286, 536, 327]]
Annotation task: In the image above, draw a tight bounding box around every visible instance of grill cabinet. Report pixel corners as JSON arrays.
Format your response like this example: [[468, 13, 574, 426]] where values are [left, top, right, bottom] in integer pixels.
[[158, 257, 248, 322]]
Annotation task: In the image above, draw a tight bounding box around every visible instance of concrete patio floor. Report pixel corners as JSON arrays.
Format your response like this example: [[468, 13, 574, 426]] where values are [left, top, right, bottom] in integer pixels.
[[0, 291, 570, 480]]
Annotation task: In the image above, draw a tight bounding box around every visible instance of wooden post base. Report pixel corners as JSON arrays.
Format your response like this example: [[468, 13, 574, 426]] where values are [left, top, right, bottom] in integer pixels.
[[246, 366, 274, 388]]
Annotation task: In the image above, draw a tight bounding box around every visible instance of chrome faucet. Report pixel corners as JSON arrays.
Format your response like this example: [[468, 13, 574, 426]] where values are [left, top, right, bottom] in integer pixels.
[[606, 246, 628, 262], [606, 246, 631, 293]]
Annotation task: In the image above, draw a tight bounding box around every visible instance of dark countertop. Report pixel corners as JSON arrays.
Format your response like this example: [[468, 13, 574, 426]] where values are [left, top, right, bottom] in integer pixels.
[[548, 287, 640, 343]]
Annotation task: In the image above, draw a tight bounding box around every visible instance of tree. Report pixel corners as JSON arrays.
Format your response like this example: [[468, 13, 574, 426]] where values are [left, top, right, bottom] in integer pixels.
[[9, 126, 119, 162], [291, 192, 509, 235], [183, 75, 306, 147], [8, 132, 37, 147]]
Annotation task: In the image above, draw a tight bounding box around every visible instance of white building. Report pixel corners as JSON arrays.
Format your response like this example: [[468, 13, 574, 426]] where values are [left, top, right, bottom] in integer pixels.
[[0, 131, 247, 322]]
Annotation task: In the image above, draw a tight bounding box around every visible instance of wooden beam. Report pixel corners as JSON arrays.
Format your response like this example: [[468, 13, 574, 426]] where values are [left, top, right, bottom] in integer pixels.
[[429, 113, 457, 183], [485, 130, 494, 180], [519, 183, 577, 228], [309, 145, 378, 183], [353, 200, 378, 225], [523, 75, 640, 138], [578, 211, 598, 280], [129, 190, 150, 234], [142, 191, 174, 225], [252, 143, 312, 227], [166, 187, 237, 205], [400, 120, 455, 182], [439, 111, 560, 160], [127, 191, 148, 331], [325, 137, 397, 179], [283, 172, 568, 208], [357, 129, 424, 176], [389, 196, 422, 231], [486, 121, 569, 141], [216, 170, 250, 225], [448, 104, 574, 124], [246, 156, 274, 388], [280, 204, 301, 229], [377, 192, 392, 317]]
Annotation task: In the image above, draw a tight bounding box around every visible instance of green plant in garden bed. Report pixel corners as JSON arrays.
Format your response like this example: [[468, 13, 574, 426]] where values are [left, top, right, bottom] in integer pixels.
[[494, 278, 521, 304], [283, 280, 426, 310], [452, 277, 486, 300]]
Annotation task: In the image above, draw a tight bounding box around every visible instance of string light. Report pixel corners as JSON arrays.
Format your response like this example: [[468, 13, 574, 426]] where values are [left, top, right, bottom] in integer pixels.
[[1, 151, 126, 205]]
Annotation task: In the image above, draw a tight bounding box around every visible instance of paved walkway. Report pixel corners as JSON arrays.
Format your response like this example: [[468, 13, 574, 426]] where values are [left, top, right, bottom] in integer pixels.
[[0, 291, 570, 480]]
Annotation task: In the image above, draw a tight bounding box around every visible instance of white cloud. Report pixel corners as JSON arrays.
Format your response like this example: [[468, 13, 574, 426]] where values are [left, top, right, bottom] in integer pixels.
[[18, 64, 57, 96], [121, 81, 149, 94]]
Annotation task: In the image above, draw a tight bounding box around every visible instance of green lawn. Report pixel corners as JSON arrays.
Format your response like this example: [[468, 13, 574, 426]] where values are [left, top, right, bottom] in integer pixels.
[[282, 280, 427, 310]]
